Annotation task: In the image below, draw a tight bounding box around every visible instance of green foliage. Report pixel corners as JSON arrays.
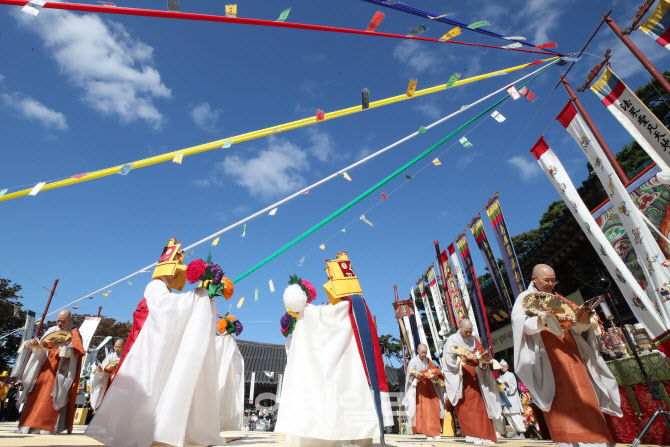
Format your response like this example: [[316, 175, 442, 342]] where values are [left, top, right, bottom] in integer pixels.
[[378, 334, 402, 365], [0, 278, 25, 373]]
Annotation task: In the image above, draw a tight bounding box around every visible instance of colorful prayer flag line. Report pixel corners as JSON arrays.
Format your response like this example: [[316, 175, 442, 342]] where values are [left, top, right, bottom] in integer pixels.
[[173, 152, 184, 164], [440, 27, 461, 42], [341, 172, 352, 181], [459, 137, 472, 148], [319, 243, 325, 250], [237, 296, 244, 308], [212, 237, 220, 246], [640, 0, 670, 51], [406, 79, 418, 97], [366, 11, 385, 32], [407, 25, 428, 37], [269, 208, 278, 216], [360, 214, 374, 227], [269, 279, 275, 292], [432, 158, 441, 166], [276, 7, 290, 22], [225, 4, 236, 18], [381, 193, 388, 199], [467, 20, 490, 30], [28, 182, 46, 196], [491, 111, 505, 122], [518, 86, 536, 101], [241, 224, 246, 237], [506, 85, 521, 100]]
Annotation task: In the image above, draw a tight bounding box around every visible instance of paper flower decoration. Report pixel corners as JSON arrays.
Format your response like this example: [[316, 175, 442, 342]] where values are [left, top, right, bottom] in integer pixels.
[[280, 312, 297, 337], [186, 259, 207, 284], [217, 314, 243, 336], [222, 277, 234, 300], [209, 262, 224, 285], [301, 279, 317, 303], [186, 254, 233, 300]]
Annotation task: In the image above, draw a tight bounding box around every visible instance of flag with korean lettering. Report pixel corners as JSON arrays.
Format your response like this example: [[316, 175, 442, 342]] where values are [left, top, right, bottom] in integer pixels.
[[485, 197, 525, 298], [590, 66, 670, 170]]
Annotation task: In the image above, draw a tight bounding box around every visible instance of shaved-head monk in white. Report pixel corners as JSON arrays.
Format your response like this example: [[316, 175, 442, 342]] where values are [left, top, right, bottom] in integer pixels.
[[513, 264, 621, 447]]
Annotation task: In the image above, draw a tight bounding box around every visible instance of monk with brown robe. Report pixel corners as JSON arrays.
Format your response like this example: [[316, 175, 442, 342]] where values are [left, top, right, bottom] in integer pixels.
[[513, 264, 621, 447], [402, 344, 445, 440], [17, 310, 84, 434], [443, 319, 502, 445]]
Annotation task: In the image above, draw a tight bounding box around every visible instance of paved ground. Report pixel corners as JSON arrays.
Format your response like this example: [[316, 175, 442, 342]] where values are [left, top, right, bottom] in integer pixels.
[[0, 423, 658, 446]]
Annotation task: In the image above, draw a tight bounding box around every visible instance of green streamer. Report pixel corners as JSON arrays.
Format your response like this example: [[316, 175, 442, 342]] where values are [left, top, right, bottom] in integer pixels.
[[232, 64, 554, 284]]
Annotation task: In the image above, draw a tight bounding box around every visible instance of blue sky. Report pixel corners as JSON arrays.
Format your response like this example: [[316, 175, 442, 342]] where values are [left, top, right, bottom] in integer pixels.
[[2, 0, 669, 354]]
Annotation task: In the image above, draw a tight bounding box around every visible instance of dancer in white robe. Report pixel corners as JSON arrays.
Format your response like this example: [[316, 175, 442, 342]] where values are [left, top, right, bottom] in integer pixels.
[[498, 360, 526, 437], [215, 333, 244, 431]]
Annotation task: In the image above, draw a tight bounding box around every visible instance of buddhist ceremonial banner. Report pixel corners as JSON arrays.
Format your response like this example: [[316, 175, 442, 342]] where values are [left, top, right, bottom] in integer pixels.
[[485, 196, 526, 298], [393, 299, 417, 355], [410, 286, 429, 348], [455, 235, 493, 349], [440, 250, 468, 326], [427, 266, 450, 336], [590, 66, 670, 170], [640, 0, 670, 51], [447, 245, 480, 337], [419, 281, 442, 355], [470, 217, 513, 315], [531, 136, 668, 346]]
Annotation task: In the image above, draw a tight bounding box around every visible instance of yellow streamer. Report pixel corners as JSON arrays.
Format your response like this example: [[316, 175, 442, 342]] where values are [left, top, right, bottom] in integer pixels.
[[0, 57, 558, 203]]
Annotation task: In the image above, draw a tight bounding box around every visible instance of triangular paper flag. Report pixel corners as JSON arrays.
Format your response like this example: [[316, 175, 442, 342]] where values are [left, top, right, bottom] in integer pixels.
[[446, 72, 461, 89], [502, 42, 522, 49], [269, 279, 275, 293], [22, 0, 46, 16], [118, 163, 133, 175], [506, 85, 521, 100], [366, 11, 385, 32], [0, 189, 7, 198], [173, 152, 184, 164], [439, 27, 461, 42], [237, 296, 244, 308], [28, 182, 46, 196], [432, 158, 442, 166], [406, 79, 418, 97], [103, 290, 111, 297], [467, 20, 490, 29], [127, 280, 132, 285], [491, 111, 506, 123], [316, 109, 325, 121], [418, 126, 426, 134], [341, 172, 352, 181], [381, 193, 388, 200], [405, 174, 413, 180], [167, 0, 179, 11], [518, 86, 536, 101], [503, 36, 526, 40], [428, 13, 451, 20], [360, 215, 375, 227], [241, 224, 246, 237], [255, 288, 259, 302], [362, 88, 370, 110], [222, 141, 232, 149], [319, 243, 326, 250], [276, 8, 290, 22], [72, 173, 89, 179], [303, 190, 309, 194], [269, 208, 278, 216], [72, 306, 79, 309], [524, 60, 543, 68], [341, 228, 346, 232], [297, 256, 305, 267], [212, 237, 220, 246], [407, 25, 428, 37], [225, 4, 237, 17], [536, 42, 557, 49], [459, 137, 473, 148]]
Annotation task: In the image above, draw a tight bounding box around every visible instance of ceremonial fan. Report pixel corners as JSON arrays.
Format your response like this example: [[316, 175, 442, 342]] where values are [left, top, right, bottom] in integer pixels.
[[104, 360, 120, 374], [40, 330, 73, 351], [449, 345, 501, 369], [521, 292, 576, 336]]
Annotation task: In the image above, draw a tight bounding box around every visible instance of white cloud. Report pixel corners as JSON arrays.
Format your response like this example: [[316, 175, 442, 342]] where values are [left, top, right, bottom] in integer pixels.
[[516, 0, 567, 45], [306, 127, 335, 162], [2, 92, 67, 130], [508, 155, 541, 181], [221, 136, 309, 199], [0, 74, 5, 83], [190, 102, 221, 132], [15, 10, 171, 128], [414, 101, 441, 119], [393, 40, 436, 73]]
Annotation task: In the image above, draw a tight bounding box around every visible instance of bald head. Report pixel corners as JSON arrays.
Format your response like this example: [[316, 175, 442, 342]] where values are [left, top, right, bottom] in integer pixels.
[[56, 309, 72, 330], [460, 319, 474, 339], [417, 343, 428, 360], [113, 338, 126, 355], [532, 264, 556, 293]]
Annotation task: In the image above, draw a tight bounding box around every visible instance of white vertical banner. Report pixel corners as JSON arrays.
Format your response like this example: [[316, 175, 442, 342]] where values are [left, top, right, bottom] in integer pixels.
[[409, 286, 429, 348], [419, 282, 442, 357], [427, 266, 450, 335], [249, 371, 256, 404], [11, 311, 35, 378], [79, 316, 102, 351], [276, 372, 284, 403], [448, 244, 480, 336], [531, 136, 667, 338], [558, 101, 670, 327], [402, 315, 416, 355]]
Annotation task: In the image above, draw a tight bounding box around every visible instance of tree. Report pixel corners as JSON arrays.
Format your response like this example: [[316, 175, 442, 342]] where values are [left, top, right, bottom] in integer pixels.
[[378, 334, 402, 366], [0, 277, 25, 373]]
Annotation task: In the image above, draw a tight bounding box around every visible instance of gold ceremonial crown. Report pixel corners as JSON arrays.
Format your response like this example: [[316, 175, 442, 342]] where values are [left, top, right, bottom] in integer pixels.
[[323, 251, 362, 304], [152, 238, 187, 291]]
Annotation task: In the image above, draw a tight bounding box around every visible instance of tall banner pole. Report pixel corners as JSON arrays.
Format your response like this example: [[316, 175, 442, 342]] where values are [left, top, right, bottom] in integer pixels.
[[605, 14, 670, 96], [434, 240, 457, 328], [393, 285, 408, 372], [560, 77, 629, 183]]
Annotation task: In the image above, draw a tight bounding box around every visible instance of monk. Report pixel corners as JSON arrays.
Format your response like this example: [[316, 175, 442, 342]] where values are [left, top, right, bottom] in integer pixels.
[[513, 264, 621, 447], [89, 338, 125, 410], [402, 344, 445, 441], [443, 319, 502, 445], [17, 310, 84, 434]]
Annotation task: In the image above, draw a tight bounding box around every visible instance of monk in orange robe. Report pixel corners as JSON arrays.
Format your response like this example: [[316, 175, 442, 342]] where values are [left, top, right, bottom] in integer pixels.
[[513, 264, 621, 447], [402, 344, 445, 440], [18, 310, 84, 434]]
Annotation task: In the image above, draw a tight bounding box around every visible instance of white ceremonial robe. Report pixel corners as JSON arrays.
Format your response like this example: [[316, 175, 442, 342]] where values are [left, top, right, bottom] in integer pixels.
[[89, 351, 120, 410], [86, 280, 225, 447], [275, 301, 393, 447], [215, 334, 244, 431], [513, 283, 621, 447], [499, 371, 526, 434], [401, 355, 445, 427]]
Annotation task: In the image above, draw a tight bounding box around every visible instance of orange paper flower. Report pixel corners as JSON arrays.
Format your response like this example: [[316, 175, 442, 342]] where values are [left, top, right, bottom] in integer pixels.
[[222, 277, 234, 300]]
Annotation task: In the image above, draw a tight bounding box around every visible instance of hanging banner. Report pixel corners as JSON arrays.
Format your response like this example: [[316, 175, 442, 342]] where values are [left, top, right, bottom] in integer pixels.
[[78, 316, 102, 351], [249, 371, 256, 404], [557, 101, 670, 329], [455, 234, 492, 349], [485, 195, 525, 298], [427, 266, 450, 336], [639, 0, 670, 51], [11, 310, 35, 378], [590, 66, 670, 170], [393, 300, 414, 355], [531, 136, 668, 343], [410, 286, 429, 348], [469, 217, 513, 315], [418, 281, 442, 355], [447, 243, 480, 336], [440, 251, 467, 325]]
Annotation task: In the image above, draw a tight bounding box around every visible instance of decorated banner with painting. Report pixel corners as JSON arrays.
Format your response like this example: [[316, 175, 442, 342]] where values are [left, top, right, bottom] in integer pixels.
[[418, 281, 442, 355], [427, 266, 451, 336], [440, 250, 468, 326], [590, 66, 670, 170], [469, 216, 513, 315], [485, 195, 526, 298], [456, 234, 493, 349], [447, 245, 480, 337], [531, 136, 669, 349], [640, 0, 670, 51], [392, 299, 417, 355], [410, 286, 429, 349]]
